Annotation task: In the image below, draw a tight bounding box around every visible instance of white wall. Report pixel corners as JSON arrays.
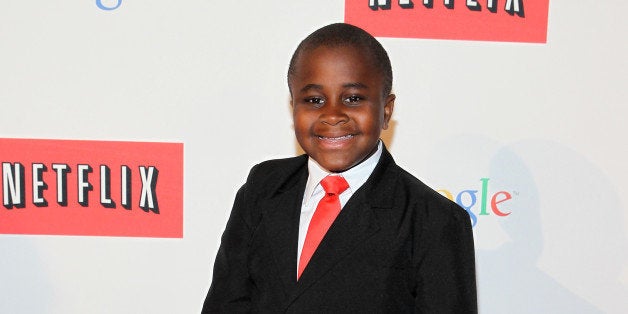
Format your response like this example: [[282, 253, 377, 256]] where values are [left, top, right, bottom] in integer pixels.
[[0, 1, 626, 313]]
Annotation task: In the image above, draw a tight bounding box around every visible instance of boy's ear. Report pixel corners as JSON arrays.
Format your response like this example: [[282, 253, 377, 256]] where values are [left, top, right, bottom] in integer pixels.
[[382, 94, 395, 130]]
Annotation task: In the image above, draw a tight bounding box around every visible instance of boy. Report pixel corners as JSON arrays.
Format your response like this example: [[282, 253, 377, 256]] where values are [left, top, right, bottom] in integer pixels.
[[203, 23, 477, 313]]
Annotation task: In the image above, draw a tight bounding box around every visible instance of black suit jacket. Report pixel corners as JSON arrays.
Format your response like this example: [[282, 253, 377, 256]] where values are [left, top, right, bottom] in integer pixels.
[[203, 148, 477, 313]]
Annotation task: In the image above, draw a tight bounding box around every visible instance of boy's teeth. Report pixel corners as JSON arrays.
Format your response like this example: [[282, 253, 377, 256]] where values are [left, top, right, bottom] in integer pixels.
[[319, 135, 353, 140]]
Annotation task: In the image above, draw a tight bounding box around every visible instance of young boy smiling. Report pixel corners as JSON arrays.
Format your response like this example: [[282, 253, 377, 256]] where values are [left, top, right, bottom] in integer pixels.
[[203, 23, 477, 313]]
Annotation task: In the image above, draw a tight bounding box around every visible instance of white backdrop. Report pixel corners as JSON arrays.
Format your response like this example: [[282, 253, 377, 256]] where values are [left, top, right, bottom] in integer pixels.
[[1, 1, 626, 313]]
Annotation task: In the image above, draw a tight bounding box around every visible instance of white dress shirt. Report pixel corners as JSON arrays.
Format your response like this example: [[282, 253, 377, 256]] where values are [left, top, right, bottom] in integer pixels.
[[297, 141, 383, 271]]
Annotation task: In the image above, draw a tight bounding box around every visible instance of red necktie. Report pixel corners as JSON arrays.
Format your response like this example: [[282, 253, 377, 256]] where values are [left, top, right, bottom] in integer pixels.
[[297, 175, 349, 280]]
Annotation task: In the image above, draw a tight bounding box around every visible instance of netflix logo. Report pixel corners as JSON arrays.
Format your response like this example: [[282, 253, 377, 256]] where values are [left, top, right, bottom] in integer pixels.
[[345, 0, 550, 43], [368, 0, 525, 16], [0, 138, 183, 238], [3, 163, 159, 212]]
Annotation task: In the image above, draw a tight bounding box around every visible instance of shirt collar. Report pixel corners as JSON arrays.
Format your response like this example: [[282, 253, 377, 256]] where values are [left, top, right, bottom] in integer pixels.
[[304, 140, 383, 201]]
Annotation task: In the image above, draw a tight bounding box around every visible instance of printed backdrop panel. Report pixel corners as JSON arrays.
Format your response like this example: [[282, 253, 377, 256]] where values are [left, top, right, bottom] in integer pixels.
[[0, 1, 626, 313]]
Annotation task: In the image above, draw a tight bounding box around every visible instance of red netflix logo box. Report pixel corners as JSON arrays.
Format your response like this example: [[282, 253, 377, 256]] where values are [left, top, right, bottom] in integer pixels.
[[345, 0, 550, 43], [0, 138, 183, 238]]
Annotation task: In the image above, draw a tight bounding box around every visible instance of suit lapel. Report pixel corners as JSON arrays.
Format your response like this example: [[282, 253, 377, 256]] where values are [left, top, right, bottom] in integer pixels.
[[260, 167, 307, 296], [288, 193, 381, 303]]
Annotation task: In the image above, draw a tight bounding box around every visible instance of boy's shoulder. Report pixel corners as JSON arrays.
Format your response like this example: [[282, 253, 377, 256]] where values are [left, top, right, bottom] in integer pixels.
[[394, 165, 447, 202], [250, 154, 308, 180], [364, 148, 436, 199], [242, 154, 309, 196], [375, 153, 469, 222]]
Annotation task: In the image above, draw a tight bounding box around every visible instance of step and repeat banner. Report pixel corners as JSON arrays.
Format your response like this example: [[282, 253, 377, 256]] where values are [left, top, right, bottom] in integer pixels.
[[1, 1, 626, 313]]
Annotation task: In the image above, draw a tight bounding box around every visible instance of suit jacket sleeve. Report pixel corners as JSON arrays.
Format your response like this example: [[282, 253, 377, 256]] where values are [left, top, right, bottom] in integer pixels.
[[202, 167, 258, 313], [414, 199, 477, 313]]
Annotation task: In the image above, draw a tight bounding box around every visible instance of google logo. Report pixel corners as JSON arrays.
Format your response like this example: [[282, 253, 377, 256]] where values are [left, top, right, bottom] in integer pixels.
[[437, 178, 512, 227], [96, 0, 122, 11]]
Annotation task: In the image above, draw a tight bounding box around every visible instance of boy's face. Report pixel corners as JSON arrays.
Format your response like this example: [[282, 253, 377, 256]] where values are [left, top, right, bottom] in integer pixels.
[[290, 45, 394, 173]]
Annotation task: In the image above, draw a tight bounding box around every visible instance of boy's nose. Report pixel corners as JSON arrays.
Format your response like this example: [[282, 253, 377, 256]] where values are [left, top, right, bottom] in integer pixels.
[[320, 102, 349, 126]]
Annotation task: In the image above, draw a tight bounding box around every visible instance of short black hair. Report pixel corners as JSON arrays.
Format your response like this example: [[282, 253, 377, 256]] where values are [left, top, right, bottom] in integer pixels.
[[287, 23, 393, 96]]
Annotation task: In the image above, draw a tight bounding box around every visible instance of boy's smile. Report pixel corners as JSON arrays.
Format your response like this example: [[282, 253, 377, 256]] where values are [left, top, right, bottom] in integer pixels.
[[290, 45, 395, 173]]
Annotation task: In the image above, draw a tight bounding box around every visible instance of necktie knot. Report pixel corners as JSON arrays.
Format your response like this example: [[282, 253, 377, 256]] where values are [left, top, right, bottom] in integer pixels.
[[320, 175, 349, 196]]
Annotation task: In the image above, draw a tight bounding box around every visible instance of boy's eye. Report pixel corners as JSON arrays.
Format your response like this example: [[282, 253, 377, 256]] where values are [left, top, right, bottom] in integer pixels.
[[344, 95, 363, 104], [304, 97, 325, 106]]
